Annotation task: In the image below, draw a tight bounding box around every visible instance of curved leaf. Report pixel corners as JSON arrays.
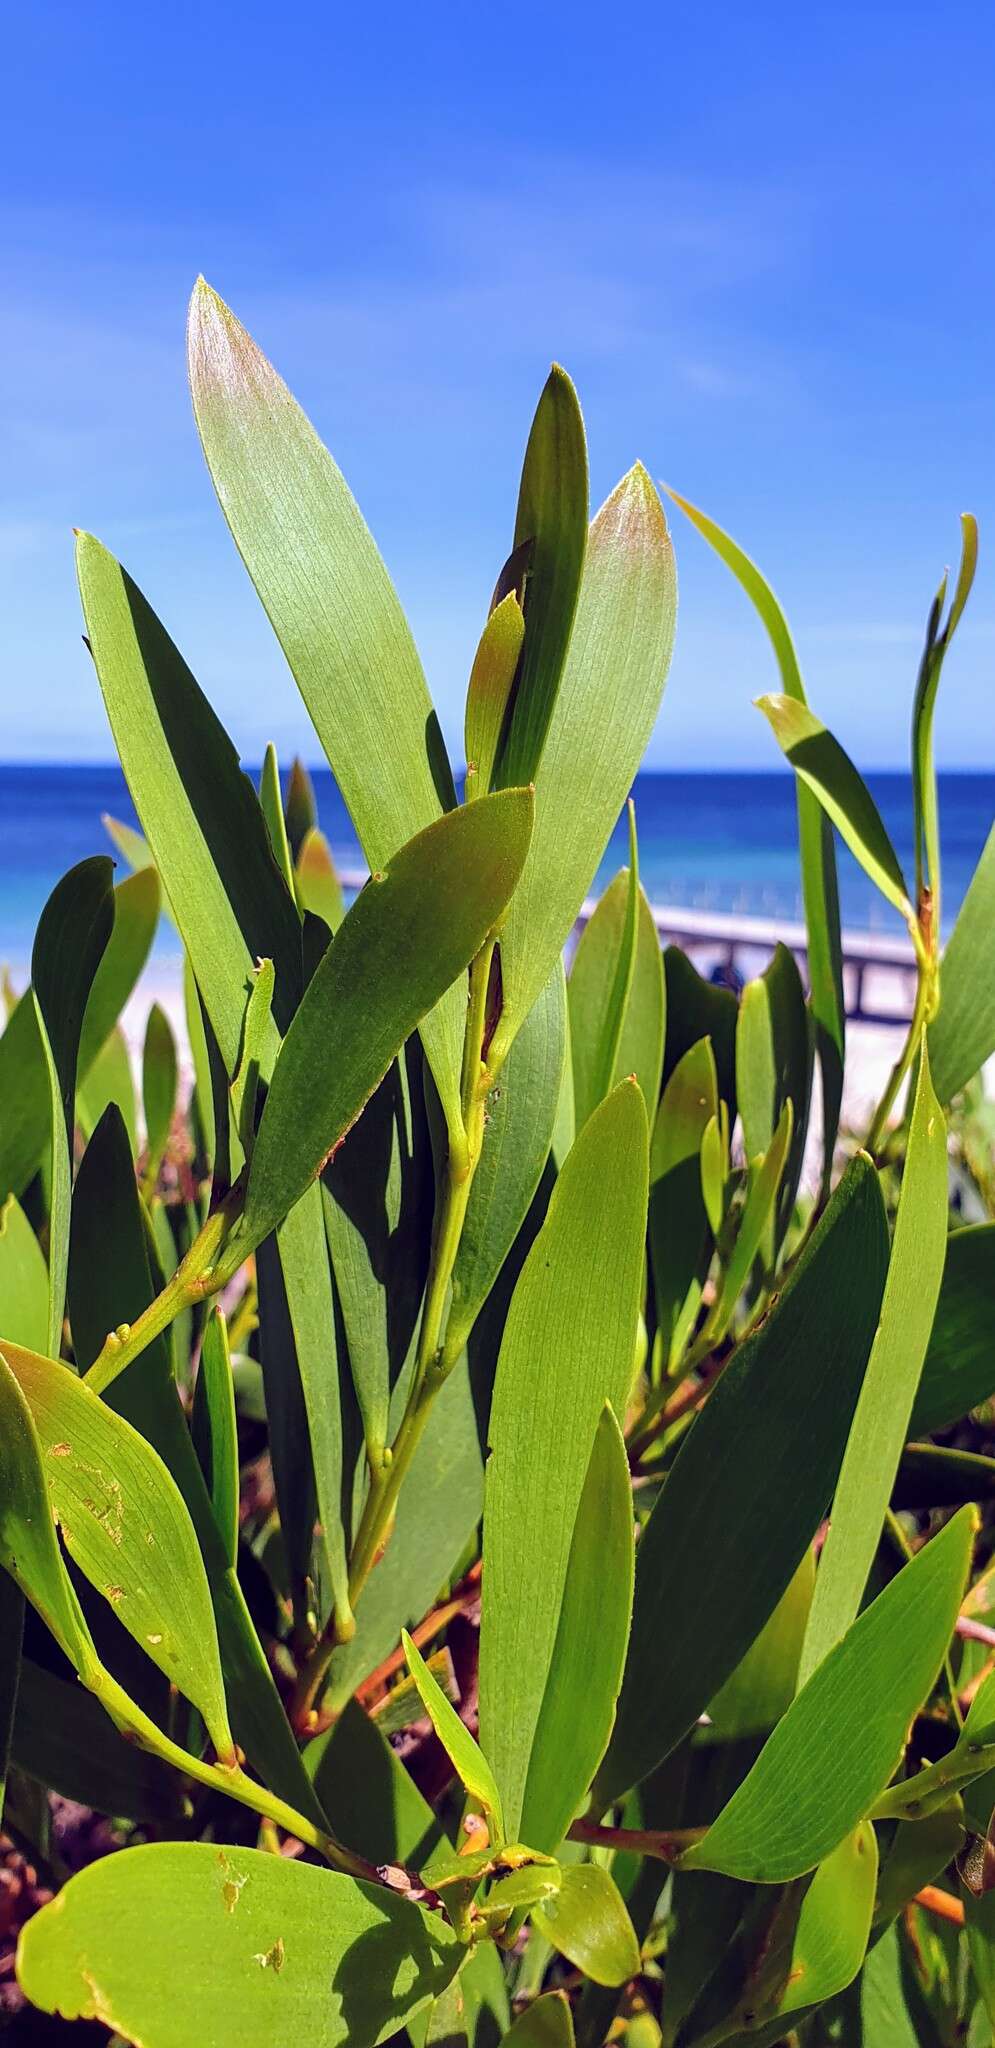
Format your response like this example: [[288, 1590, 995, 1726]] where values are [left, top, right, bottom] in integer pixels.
[[402, 1630, 504, 1838], [756, 694, 911, 923], [1, 1340, 234, 1761], [464, 593, 525, 801], [0, 1195, 48, 1352], [532, 1863, 640, 1989], [681, 1507, 974, 1881], [18, 1842, 461, 2047], [241, 789, 534, 1253]]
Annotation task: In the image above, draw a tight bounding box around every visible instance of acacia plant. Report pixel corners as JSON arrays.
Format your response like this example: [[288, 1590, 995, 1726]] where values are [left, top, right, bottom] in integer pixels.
[[1, 282, 995, 2046]]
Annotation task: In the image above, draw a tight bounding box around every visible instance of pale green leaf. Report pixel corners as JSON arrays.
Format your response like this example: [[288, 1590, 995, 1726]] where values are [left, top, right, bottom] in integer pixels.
[[479, 1079, 648, 1839]]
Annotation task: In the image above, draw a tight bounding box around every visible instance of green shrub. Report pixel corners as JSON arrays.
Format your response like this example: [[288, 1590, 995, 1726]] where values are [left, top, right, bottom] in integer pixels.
[[1, 280, 994, 2047]]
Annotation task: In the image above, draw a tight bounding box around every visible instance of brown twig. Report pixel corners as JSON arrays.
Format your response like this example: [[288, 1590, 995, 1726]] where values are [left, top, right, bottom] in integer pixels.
[[568, 1817, 705, 1862]]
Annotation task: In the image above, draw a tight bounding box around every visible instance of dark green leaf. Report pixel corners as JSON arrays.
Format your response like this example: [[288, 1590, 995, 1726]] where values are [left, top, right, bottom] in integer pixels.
[[479, 1080, 648, 1839], [0, 992, 49, 1203], [662, 945, 738, 1116], [306, 1697, 445, 1872], [326, 1359, 484, 1711], [493, 364, 588, 791], [285, 756, 318, 862], [17, 1842, 462, 2046], [911, 1224, 995, 1435], [323, 1043, 432, 1460], [259, 741, 297, 894], [599, 1154, 890, 1801], [735, 942, 812, 1258], [0, 1572, 23, 1828], [681, 1507, 973, 1881], [77, 531, 302, 1076], [241, 789, 534, 1253], [800, 1044, 948, 1682], [648, 1036, 718, 1362], [12, 1656, 185, 1823], [32, 856, 115, 1351], [192, 1309, 239, 1569], [78, 866, 161, 1081]]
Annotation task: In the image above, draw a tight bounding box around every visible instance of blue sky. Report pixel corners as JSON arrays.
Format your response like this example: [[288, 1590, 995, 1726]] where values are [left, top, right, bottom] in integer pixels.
[[3, 2, 994, 768]]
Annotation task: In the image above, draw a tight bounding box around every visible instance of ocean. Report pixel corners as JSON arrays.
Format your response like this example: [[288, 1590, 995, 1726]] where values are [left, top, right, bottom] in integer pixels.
[[1, 762, 993, 975]]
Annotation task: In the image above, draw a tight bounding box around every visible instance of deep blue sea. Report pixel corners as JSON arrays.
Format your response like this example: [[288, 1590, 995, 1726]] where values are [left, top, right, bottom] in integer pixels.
[[1, 763, 992, 971]]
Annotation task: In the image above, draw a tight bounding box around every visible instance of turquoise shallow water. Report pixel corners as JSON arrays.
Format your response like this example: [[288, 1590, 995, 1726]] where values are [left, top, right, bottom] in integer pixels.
[[1, 763, 992, 969]]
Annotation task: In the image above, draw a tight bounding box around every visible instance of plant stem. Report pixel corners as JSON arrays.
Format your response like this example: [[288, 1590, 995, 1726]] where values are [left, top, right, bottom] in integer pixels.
[[86, 1192, 242, 1394], [863, 941, 934, 1158], [567, 1816, 706, 1861], [291, 940, 499, 1727], [93, 1667, 373, 1881]]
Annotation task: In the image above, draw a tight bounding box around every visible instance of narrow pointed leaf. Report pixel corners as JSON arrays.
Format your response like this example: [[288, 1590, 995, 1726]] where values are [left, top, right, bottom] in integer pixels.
[[800, 1043, 948, 1682], [0, 993, 49, 1202], [929, 824, 995, 1102], [682, 1507, 974, 1881], [323, 1043, 432, 1458], [78, 866, 161, 1080], [285, 756, 317, 861], [191, 1310, 239, 1569], [757, 694, 911, 921], [479, 1080, 648, 1839], [464, 593, 525, 800], [599, 1154, 889, 1801], [230, 958, 275, 1159], [665, 489, 845, 1184], [493, 468, 676, 1055], [494, 364, 588, 790], [77, 531, 301, 1076], [521, 1404, 635, 1853], [532, 1863, 640, 1989], [648, 1036, 718, 1359], [403, 1630, 504, 1837], [142, 1000, 177, 1183], [188, 279, 469, 1126], [241, 789, 534, 1252], [32, 856, 114, 1351], [18, 1843, 461, 2047], [912, 515, 978, 931], [706, 1099, 792, 1343], [259, 741, 297, 893], [569, 807, 658, 1130], [772, 1824, 879, 2026], [736, 942, 812, 1257]]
